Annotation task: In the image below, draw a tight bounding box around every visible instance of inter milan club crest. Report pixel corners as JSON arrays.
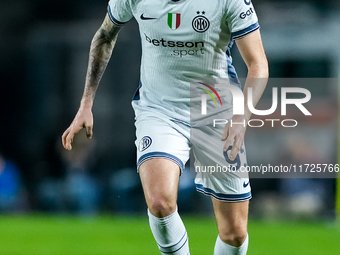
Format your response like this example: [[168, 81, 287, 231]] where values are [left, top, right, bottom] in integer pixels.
[[139, 136, 152, 152], [192, 11, 210, 33], [168, 13, 181, 30]]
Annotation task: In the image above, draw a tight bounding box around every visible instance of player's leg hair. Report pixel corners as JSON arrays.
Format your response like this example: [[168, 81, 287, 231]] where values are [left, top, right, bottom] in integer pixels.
[[212, 198, 249, 255], [139, 158, 190, 255]]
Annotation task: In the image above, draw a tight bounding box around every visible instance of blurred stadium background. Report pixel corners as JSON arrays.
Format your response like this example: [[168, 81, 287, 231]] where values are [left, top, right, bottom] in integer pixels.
[[0, 0, 339, 254]]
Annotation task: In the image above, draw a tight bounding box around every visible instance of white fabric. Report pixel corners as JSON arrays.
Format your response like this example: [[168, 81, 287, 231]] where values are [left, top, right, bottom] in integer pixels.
[[214, 234, 249, 255], [148, 208, 190, 255]]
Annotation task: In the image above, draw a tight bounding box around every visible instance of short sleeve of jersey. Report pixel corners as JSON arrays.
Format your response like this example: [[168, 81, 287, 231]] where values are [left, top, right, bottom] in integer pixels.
[[225, 0, 260, 40], [108, 0, 133, 26]]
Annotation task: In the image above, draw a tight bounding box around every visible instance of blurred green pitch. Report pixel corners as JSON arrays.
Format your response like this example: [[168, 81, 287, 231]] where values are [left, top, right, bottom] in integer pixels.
[[0, 215, 339, 255]]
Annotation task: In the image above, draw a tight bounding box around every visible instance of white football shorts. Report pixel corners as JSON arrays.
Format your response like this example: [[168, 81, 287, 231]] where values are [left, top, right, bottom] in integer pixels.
[[134, 108, 251, 202]]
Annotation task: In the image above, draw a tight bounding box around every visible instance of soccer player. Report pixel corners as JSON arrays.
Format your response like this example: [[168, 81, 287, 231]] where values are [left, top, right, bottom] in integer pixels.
[[62, 0, 268, 254]]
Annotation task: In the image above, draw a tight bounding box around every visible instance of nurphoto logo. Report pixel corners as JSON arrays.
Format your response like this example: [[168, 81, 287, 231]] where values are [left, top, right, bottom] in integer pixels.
[[199, 82, 312, 128]]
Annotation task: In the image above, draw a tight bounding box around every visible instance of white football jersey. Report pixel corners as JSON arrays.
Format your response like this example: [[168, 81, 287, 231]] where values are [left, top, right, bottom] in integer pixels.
[[108, 0, 259, 124]]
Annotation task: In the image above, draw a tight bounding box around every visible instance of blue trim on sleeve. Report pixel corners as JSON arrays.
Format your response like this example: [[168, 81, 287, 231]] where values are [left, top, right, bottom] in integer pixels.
[[107, 5, 128, 26], [137, 152, 185, 172], [231, 22, 260, 40], [195, 184, 252, 202]]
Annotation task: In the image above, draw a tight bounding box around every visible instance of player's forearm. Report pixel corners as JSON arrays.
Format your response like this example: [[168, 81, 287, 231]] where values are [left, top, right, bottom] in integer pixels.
[[80, 15, 121, 109], [81, 31, 115, 108], [242, 60, 269, 120]]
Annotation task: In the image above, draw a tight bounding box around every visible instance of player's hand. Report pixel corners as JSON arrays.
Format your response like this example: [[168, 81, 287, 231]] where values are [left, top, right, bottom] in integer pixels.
[[221, 115, 247, 161], [62, 108, 93, 150]]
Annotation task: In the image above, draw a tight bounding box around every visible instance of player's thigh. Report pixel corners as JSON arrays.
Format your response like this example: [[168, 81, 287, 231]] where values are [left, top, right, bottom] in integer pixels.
[[139, 158, 180, 211], [212, 198, 249, 231], [212, 198, 249, 244], [139, 158, 180, 199]]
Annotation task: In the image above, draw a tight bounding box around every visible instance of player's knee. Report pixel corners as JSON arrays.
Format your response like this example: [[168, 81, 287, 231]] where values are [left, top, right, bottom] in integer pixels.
[[219, 227, 247, 247], [148, 196, 176, 218]]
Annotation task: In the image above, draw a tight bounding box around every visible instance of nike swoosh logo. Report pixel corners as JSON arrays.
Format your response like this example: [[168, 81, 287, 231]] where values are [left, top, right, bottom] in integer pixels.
[[140, 14, 157, 20], [243, 181, 250, 188]]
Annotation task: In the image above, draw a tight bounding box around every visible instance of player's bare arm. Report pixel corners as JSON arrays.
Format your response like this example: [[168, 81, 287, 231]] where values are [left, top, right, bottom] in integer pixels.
[[62, 14, 121, 150], [222, 29, 269, 160]]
